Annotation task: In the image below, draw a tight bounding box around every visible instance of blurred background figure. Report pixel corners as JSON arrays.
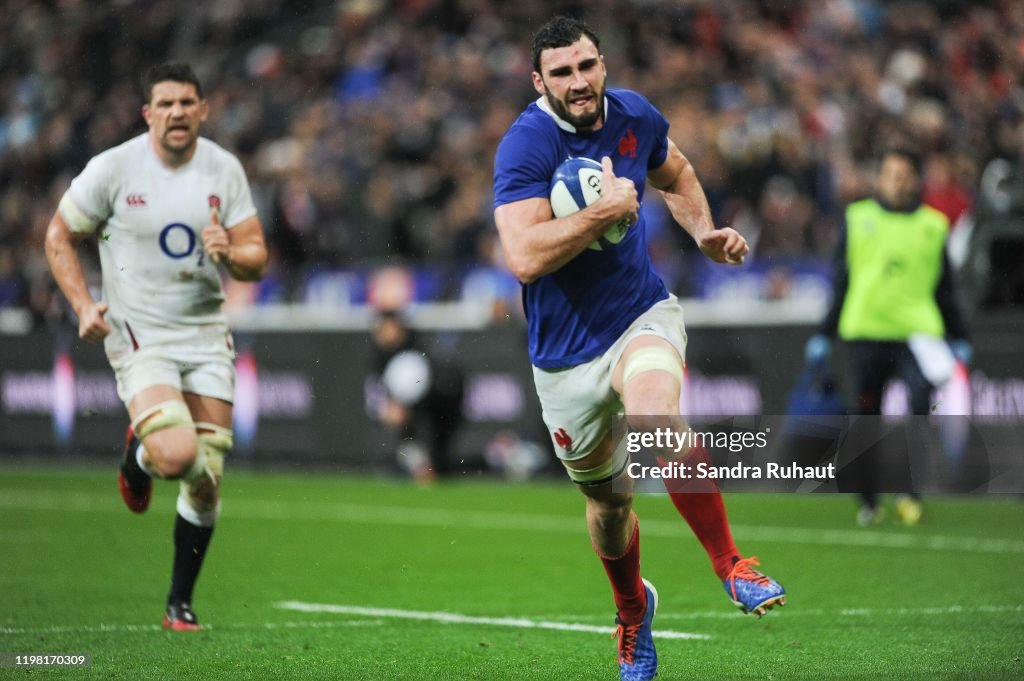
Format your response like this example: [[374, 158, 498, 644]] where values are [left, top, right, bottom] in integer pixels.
[[965, 106, 1024, 308], [367, 308, 464, 483], [806, 147, 971, 526]]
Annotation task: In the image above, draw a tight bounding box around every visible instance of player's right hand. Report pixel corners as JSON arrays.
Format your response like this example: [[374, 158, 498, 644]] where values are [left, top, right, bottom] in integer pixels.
[[600, 156, 639, 225], [78, 301, 110, 343]]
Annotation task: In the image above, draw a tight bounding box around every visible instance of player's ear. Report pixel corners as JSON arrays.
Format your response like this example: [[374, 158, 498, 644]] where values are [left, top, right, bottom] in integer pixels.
[[141, 104, 152, 127], [199, 99, 210, 123], [531, 71, 546, 96]]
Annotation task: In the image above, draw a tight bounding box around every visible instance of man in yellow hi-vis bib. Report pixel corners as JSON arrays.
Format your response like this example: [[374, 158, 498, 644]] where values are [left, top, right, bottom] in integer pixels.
[[806, 147, 970, 526]]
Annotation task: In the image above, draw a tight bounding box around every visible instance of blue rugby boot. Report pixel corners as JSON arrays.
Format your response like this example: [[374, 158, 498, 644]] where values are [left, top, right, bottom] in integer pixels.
[[613, 578, 658, 681], [723, 556, 785, 618]]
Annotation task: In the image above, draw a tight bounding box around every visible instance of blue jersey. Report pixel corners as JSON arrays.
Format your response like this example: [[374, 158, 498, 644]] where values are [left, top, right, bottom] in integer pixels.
[[493, 88, 671, 369]]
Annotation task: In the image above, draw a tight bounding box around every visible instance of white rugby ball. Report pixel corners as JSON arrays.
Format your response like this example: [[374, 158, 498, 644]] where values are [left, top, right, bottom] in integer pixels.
[[382, 350, 432, 405], [549, 156, 632, 251]]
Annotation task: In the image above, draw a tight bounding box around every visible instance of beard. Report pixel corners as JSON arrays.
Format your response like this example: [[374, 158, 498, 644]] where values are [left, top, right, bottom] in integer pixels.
[[545, 85, 604, 129]]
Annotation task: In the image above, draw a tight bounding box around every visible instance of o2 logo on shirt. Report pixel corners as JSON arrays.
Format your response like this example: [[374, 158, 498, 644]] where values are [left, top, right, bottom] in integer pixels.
[[159, 223, 205, 266]]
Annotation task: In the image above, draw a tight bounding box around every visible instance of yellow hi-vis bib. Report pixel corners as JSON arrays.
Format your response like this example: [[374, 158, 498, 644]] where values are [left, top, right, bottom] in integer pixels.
[[838, 199, 949, 341]]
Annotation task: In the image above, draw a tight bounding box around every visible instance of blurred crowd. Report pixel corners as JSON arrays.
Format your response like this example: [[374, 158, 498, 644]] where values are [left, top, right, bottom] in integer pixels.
[[2, 0, 1024, 326]]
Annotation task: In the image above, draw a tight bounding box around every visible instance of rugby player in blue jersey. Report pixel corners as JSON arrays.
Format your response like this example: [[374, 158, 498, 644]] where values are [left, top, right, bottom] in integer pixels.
[[493, 17, 785, 680]]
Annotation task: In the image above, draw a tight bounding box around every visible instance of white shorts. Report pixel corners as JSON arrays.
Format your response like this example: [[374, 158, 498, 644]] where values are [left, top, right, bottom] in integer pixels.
[[533, 295, 688, 462], [110, 337, 236, 406]]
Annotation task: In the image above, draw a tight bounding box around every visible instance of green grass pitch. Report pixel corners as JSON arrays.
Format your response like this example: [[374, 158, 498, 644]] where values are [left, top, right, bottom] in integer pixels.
[[1, 463, 1022, 680]]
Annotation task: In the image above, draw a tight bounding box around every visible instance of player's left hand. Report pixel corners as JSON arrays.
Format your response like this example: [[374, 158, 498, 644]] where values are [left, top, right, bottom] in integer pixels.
[[698, 227, 748, 265], [201, 208, 229, 265]]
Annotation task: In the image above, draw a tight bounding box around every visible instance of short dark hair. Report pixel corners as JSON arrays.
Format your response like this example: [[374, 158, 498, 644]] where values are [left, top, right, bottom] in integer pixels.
[[532, 16, 601, 73], [143, 62, 203, 102], [883, 146, 924, 176]]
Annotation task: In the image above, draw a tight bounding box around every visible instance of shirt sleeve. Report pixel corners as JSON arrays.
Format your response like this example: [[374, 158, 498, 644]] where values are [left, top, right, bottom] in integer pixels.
[[935, 250, 969, 340], [220, 155, 258, 229], [61, 154, 117, 234], [646, 103, 670, 170], [819, 218, 848, 337], [493, 123, 558, 209]]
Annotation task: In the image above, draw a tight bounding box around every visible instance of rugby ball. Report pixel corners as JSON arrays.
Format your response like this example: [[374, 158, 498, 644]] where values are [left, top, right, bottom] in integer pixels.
[[549, 156, 632, 250], [382, 350, 432, 405]]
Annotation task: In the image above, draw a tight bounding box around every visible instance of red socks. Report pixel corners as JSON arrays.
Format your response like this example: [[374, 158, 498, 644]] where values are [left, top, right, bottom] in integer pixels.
[[595, 519, 647, 625], [593, 445, 739, 624], [658, 448, 740, 581]]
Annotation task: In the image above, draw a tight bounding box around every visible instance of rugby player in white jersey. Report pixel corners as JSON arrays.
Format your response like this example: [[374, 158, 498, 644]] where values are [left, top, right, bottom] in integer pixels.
[[44, 63, 267, 631]]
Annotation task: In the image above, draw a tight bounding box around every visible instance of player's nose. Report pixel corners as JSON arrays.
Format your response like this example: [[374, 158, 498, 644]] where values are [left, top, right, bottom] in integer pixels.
[[569, 70, 588, 90]]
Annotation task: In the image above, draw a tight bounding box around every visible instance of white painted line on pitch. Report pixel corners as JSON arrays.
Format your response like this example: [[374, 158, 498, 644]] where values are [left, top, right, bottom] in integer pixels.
[[0, 619, 384, 636], [275, 601, 710, 641], [3, 489, 1023, 555], [551, 603, 1024, 622]]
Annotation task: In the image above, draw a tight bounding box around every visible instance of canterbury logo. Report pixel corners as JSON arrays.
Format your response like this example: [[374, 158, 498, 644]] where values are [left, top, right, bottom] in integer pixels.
[[553, 428, 574, 452], [126, 194, 147, 207]]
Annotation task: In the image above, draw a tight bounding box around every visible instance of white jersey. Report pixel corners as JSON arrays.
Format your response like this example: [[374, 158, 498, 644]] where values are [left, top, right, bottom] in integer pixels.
[[60, 134, 257, 360]]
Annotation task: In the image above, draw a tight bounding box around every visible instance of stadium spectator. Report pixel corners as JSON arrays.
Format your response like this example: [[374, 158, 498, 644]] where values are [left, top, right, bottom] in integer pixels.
[[922, 152, 973, 227], [806, 147, 971, 526], [493, 17, 784, 681], [43, 63, 267, 631], [966, 105, 1024, 307]]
